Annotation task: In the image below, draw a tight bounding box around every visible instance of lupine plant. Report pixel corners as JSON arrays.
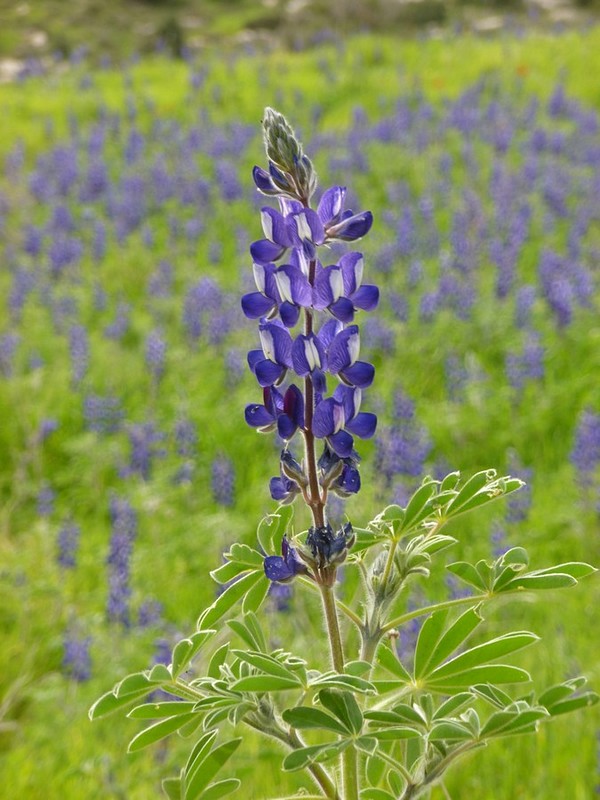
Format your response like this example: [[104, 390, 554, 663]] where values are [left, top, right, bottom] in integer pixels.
[[90, 110, 597, 800]]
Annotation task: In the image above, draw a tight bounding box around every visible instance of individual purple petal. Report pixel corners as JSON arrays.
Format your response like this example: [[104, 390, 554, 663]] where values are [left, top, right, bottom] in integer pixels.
[[335, 384, 361, 420], [329, 297, 355, 323], [241, 292, 276, 319], [277, 415, 297, 440], [328, 430, 354, 458], [292, 334, 326, 376], [352, 284, 379, 312], [313, 266, 344, 310], [245, 404, 276, 429], [253, 262, 280, 299], [261, 207, 292, 246], [339, 464, 361, 494], [259, 322, 293, 367], [316, 318, 342, 350], [279, 301, 300, 328], [346, 412, 377, 439], [251, 239, 286, 265], [313, 397, 338, 438], [288, 208, 325, 250], [284, 384, 305, 426], [247, 349, 264, 373], [255, 359, 285, 387], [275, 264, 312, 306], [264, 555, 295, 582], [339, 252, 364, 295], [327, 210, 373, 242], [340, 361, 375, 388], [253, 165, 278, 195], [269, 477, 295, 502], [317, 186, 346, 225], [328, 326, 361, 374]]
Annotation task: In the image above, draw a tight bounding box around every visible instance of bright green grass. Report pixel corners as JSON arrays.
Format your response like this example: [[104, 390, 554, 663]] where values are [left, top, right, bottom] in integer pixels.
[[0, 29, 599, 800]]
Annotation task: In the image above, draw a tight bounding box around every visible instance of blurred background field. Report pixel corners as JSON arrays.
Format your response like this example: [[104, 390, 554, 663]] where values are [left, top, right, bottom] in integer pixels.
[[0, 3, 600, 799]]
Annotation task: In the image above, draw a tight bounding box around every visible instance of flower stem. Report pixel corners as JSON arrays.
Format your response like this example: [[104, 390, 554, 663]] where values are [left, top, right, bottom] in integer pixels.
[[319, 584, 345, 672]]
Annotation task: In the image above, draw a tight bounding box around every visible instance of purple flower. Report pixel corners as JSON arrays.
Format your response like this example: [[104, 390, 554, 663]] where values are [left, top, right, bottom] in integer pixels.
[[313, 385, 377, 458], [316, 186, 373, 242], [145, 330, 166, 383], [326, 325, 375, 389], [63, 632, 92, 682], [248, 321, 293, 387], [306, 522, 355, 569], [245, 384, 304, 441], [264, 535, 308, 583], [106, 496, 137, 626], [571, 409, 600, 485], [313, 252, 379, 323], [212, 454, 235, 506], [57, 519, 81, 568]]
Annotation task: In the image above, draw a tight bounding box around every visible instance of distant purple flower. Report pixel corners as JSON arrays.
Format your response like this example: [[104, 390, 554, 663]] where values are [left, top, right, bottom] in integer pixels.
[[211, 454, 235, 506], [104, 302, 131, 340], [69, 324, 89, 385], [571, 409, 600, 486], [63, 632, 92, 682], [37, 483, 55, 517], [37, 418, 59, 442], [0, 333, 19, 377], [57, 519, 81, 568], [138, 600, 164, 628], [506, 335, 545, 392], [490, 521, 508, 557], [123, 423, 165, 481], [83, 393, 123, 434], [174, 418, 198, 458], [106, 496, 137, 625], [145, 330, 166, 383]]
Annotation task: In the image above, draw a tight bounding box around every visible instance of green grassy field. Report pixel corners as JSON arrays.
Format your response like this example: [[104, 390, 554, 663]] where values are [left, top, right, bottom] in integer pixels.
[[0, 28, 599, 799]]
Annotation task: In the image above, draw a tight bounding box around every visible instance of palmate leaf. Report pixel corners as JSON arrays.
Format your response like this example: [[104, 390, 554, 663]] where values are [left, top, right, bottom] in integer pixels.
[[281, 706, 349, 735], [184, 737, 242, 800], [171, 630, 217, 678], [282, 740, 350, 772], [413, 607, 483, 680], [231, 675, 301, 692], [128, 712, 198, 752], [318, 688, 363, 734], [231, 650, 301, 681], [198, 571, 264, 628], [256, 505, 294, 555]]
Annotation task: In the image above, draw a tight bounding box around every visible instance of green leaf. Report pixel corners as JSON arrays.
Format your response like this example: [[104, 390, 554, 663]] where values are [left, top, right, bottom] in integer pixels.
[[172, 631, 216, 678], [318, 689, 363, 734], [544, 693, 599, 716], [360, 790, 396, 800], [282, 706, 349, 735], [426, 664, 531, 691], [370, 727, 421, 740], [185, 738, 242, 800], [116, 672, 153, 697], [231, 675, 300, 692], [344, 660, 373, 677], [354, 527, 386, 552], [446, 470, 495, 514], [129, 702, 196, 719], [366, 754, 386, 786], [231, 650, 298, 681], [257, 506, 294, 555], [282, 741, 348, 772], [470, 684, 513, 708], [149, 663, 173, 683], [185, 731, 219, 780], [427, 631, 538, 680], [355, 736, 378, 755], [242, 575, 269, 614], [440, 472, 461, 491], [400, 481, 437, 533], [89, 686, 151, 720], [420, 607, 483, 678], [310, 673, 376, 694], [207, 644, 230, 680], [501, 573, 576, 591], [377, 643, 412, 681], [198, 571, 263, 628], [162, 776, 182, 800], [413, 609, 449, 679], [128, 713, 197, 752], [428, 720, 473, 741], [433, 693, 474, 720], [446, 562, 486, 591], [481, 708, 548, 738], [500, 547, 529, 567], [199, 780, 241, 800]]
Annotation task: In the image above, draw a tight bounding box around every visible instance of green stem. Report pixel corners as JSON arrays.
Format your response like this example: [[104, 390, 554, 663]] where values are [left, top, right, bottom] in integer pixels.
[[319, 585, 345, 672], [381, 593, 490, 635], [298, 576, 363, 629]]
